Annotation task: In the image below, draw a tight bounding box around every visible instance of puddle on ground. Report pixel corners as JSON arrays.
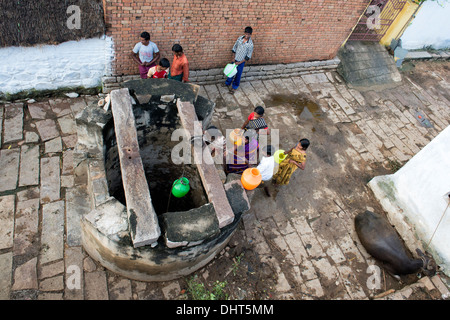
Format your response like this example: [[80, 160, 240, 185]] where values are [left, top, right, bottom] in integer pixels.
[[264, 93, 323, 120]]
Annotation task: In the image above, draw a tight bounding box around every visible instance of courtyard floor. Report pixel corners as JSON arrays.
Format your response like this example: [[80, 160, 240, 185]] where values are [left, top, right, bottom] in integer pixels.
[[0, 60, 449, 301]]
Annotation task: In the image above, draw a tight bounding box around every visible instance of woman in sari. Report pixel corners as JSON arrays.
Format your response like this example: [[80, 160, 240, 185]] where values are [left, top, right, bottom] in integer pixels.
[[273, 138, 310, 185], [226, 130, 259, 174]]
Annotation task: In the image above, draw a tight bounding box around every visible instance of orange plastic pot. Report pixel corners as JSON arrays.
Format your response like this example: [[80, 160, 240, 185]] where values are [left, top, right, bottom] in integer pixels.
[[241, 168, 262, 190]]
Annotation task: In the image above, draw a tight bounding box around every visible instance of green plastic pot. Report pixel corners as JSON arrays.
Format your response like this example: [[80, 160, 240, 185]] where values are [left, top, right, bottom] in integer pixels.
[[172, 177, 190, 198]]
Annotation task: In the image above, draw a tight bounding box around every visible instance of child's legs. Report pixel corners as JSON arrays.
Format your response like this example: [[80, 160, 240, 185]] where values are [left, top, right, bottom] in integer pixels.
[[168, 69, 183, 81], [225, 76, 233, 86], [139, 65, 151, 79], [139, 61, 156, 79], [232, 62, 245, 89]]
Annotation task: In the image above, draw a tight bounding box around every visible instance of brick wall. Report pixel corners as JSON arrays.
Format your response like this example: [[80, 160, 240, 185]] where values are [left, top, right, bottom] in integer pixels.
[[103, 0, 369, 76]]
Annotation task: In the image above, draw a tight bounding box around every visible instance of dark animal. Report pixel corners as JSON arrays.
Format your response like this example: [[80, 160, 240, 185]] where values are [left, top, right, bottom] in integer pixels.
[[355, 210, 436, 278]]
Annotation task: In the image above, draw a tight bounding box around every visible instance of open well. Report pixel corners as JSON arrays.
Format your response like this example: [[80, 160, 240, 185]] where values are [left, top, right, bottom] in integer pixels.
[[77, 79, 247, 281]]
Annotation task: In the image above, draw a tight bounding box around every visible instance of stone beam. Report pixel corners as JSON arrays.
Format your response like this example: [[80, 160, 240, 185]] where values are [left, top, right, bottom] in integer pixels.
[[176, 100, 235, 228], [110, 88, 161, 247]]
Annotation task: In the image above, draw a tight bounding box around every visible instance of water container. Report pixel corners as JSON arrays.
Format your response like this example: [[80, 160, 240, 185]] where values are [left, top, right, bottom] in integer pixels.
[[274, 149, 287, 164], [172, 177, 190, 198], [241, 168, 262, 190], [229, 128, 243, 146], [224, 63, 237, 78]]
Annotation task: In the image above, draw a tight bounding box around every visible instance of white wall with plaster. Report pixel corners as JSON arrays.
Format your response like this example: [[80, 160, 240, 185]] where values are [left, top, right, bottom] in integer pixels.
[[0, 36, 114, 96], [369, 125, 450, 276], [401, 0, 450, 50]]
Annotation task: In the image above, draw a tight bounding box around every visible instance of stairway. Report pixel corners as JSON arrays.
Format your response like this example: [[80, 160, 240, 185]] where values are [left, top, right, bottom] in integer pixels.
[[337, 41, 402, 88]]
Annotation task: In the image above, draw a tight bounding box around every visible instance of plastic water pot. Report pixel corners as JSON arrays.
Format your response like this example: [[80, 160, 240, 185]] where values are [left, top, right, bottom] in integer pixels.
[[274, 150, 286, 164], [241, 168, 262, 190], [224, 63, 237, 78], [229, 128, 243, 146], [172, 177, 190, 198]]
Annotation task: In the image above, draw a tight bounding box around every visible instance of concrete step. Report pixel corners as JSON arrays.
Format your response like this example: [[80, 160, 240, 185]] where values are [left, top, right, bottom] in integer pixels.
[[337, 41, 402, 88]]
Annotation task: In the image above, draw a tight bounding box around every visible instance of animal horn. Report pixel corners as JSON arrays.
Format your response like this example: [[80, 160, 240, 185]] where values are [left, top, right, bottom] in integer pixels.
[[416, 249, 428, 269]]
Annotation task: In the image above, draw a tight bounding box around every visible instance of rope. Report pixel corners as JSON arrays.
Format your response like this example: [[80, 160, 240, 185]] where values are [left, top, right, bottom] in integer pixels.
[[166, 163, 187, 213], [166, 134, 201, 212], [426, 197, 450, 248]]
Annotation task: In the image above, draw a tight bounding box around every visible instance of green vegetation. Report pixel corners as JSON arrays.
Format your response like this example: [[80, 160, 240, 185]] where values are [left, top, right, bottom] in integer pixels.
[[231, 253, 244, 276], [186, 275, 228, 300], [387, 158, 403, 173]]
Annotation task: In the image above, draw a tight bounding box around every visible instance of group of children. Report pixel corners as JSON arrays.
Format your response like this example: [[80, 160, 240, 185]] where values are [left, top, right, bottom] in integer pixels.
[[228, 105, 310, 197], [132, 31, 310, 196], [132, 32, 189, 82]]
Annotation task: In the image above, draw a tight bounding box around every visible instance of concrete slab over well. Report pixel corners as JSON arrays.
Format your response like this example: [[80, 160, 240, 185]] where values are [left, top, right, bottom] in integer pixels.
[[110, 88, 161, 247]]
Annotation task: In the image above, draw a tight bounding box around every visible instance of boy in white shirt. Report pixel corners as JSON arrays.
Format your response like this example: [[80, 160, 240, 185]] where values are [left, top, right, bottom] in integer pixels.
[[257, 145, 275, 197], [131, 31, 160, 79]]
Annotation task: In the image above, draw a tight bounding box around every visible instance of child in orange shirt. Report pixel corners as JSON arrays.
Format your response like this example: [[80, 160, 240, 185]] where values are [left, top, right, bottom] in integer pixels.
[[168, 44, 189, 82], [147, 58, 170, 79]]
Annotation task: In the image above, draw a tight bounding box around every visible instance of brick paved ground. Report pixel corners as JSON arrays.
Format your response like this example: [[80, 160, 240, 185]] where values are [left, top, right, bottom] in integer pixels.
[[0, 60, 449, 300]]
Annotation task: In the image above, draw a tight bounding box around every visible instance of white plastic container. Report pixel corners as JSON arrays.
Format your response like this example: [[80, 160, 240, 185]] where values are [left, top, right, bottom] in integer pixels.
[[223, 63, 237, 78]]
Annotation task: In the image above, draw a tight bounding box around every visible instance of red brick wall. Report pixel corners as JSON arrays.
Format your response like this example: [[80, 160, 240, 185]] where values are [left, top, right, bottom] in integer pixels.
[[103, 0, 369, 76]]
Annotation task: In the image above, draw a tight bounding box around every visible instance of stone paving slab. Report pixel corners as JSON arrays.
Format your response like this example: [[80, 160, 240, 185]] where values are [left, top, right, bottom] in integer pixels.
[[0, 148, 20, 192], [3, 103, 24, 143], [28, 101, 52, 120], [13, 198, 39, 257], [0, 106, 3, 143], [40, 156, 61, 203], [405, 51, 433, 60], [0, 252, 13, 299], [0, 195, 15, 250], [35, 119, 60, 142], [40, 200, 65, 264], [19, 144, 40, 187], [0, 61, 449, 300]]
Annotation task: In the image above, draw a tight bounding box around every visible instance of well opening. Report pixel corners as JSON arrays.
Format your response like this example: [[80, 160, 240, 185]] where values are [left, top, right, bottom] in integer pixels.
[[79, 80, 242, 281], [103, 98, 208, 216]]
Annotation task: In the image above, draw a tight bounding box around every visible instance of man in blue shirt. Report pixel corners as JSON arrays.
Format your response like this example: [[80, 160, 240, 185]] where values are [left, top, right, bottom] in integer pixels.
[[224, 26, 254, 94]]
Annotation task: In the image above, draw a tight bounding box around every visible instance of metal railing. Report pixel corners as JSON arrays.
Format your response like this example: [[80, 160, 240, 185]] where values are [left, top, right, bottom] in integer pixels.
[[348, 0, 407, 41]]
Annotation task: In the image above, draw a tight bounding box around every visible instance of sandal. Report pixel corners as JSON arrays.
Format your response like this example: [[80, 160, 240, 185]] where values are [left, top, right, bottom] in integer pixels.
[[229, 88, 236, 94]]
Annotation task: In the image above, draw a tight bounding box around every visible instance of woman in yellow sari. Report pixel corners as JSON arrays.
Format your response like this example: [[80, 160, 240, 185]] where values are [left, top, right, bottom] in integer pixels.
[[273, 138, 310, 185]]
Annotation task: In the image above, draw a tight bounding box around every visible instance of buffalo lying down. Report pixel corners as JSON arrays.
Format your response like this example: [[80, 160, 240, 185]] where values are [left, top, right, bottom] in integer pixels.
[[355, 210, 436, 278]]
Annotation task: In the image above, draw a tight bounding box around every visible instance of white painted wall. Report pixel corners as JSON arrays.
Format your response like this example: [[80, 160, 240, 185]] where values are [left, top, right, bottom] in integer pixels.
[[401, 0, 450, 50], [0, 36, 114, 96], [369, 125, 450, 276]]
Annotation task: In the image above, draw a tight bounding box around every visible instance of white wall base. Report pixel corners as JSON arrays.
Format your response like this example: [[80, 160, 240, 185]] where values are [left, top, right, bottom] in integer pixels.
[[369, 125, 450, 276], [401, 1, 450, 50], [0, 36, 114, 96]]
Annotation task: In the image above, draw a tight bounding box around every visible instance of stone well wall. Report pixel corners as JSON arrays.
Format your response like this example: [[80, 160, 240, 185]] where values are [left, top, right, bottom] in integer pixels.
[[74, 80, 251, 281]]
